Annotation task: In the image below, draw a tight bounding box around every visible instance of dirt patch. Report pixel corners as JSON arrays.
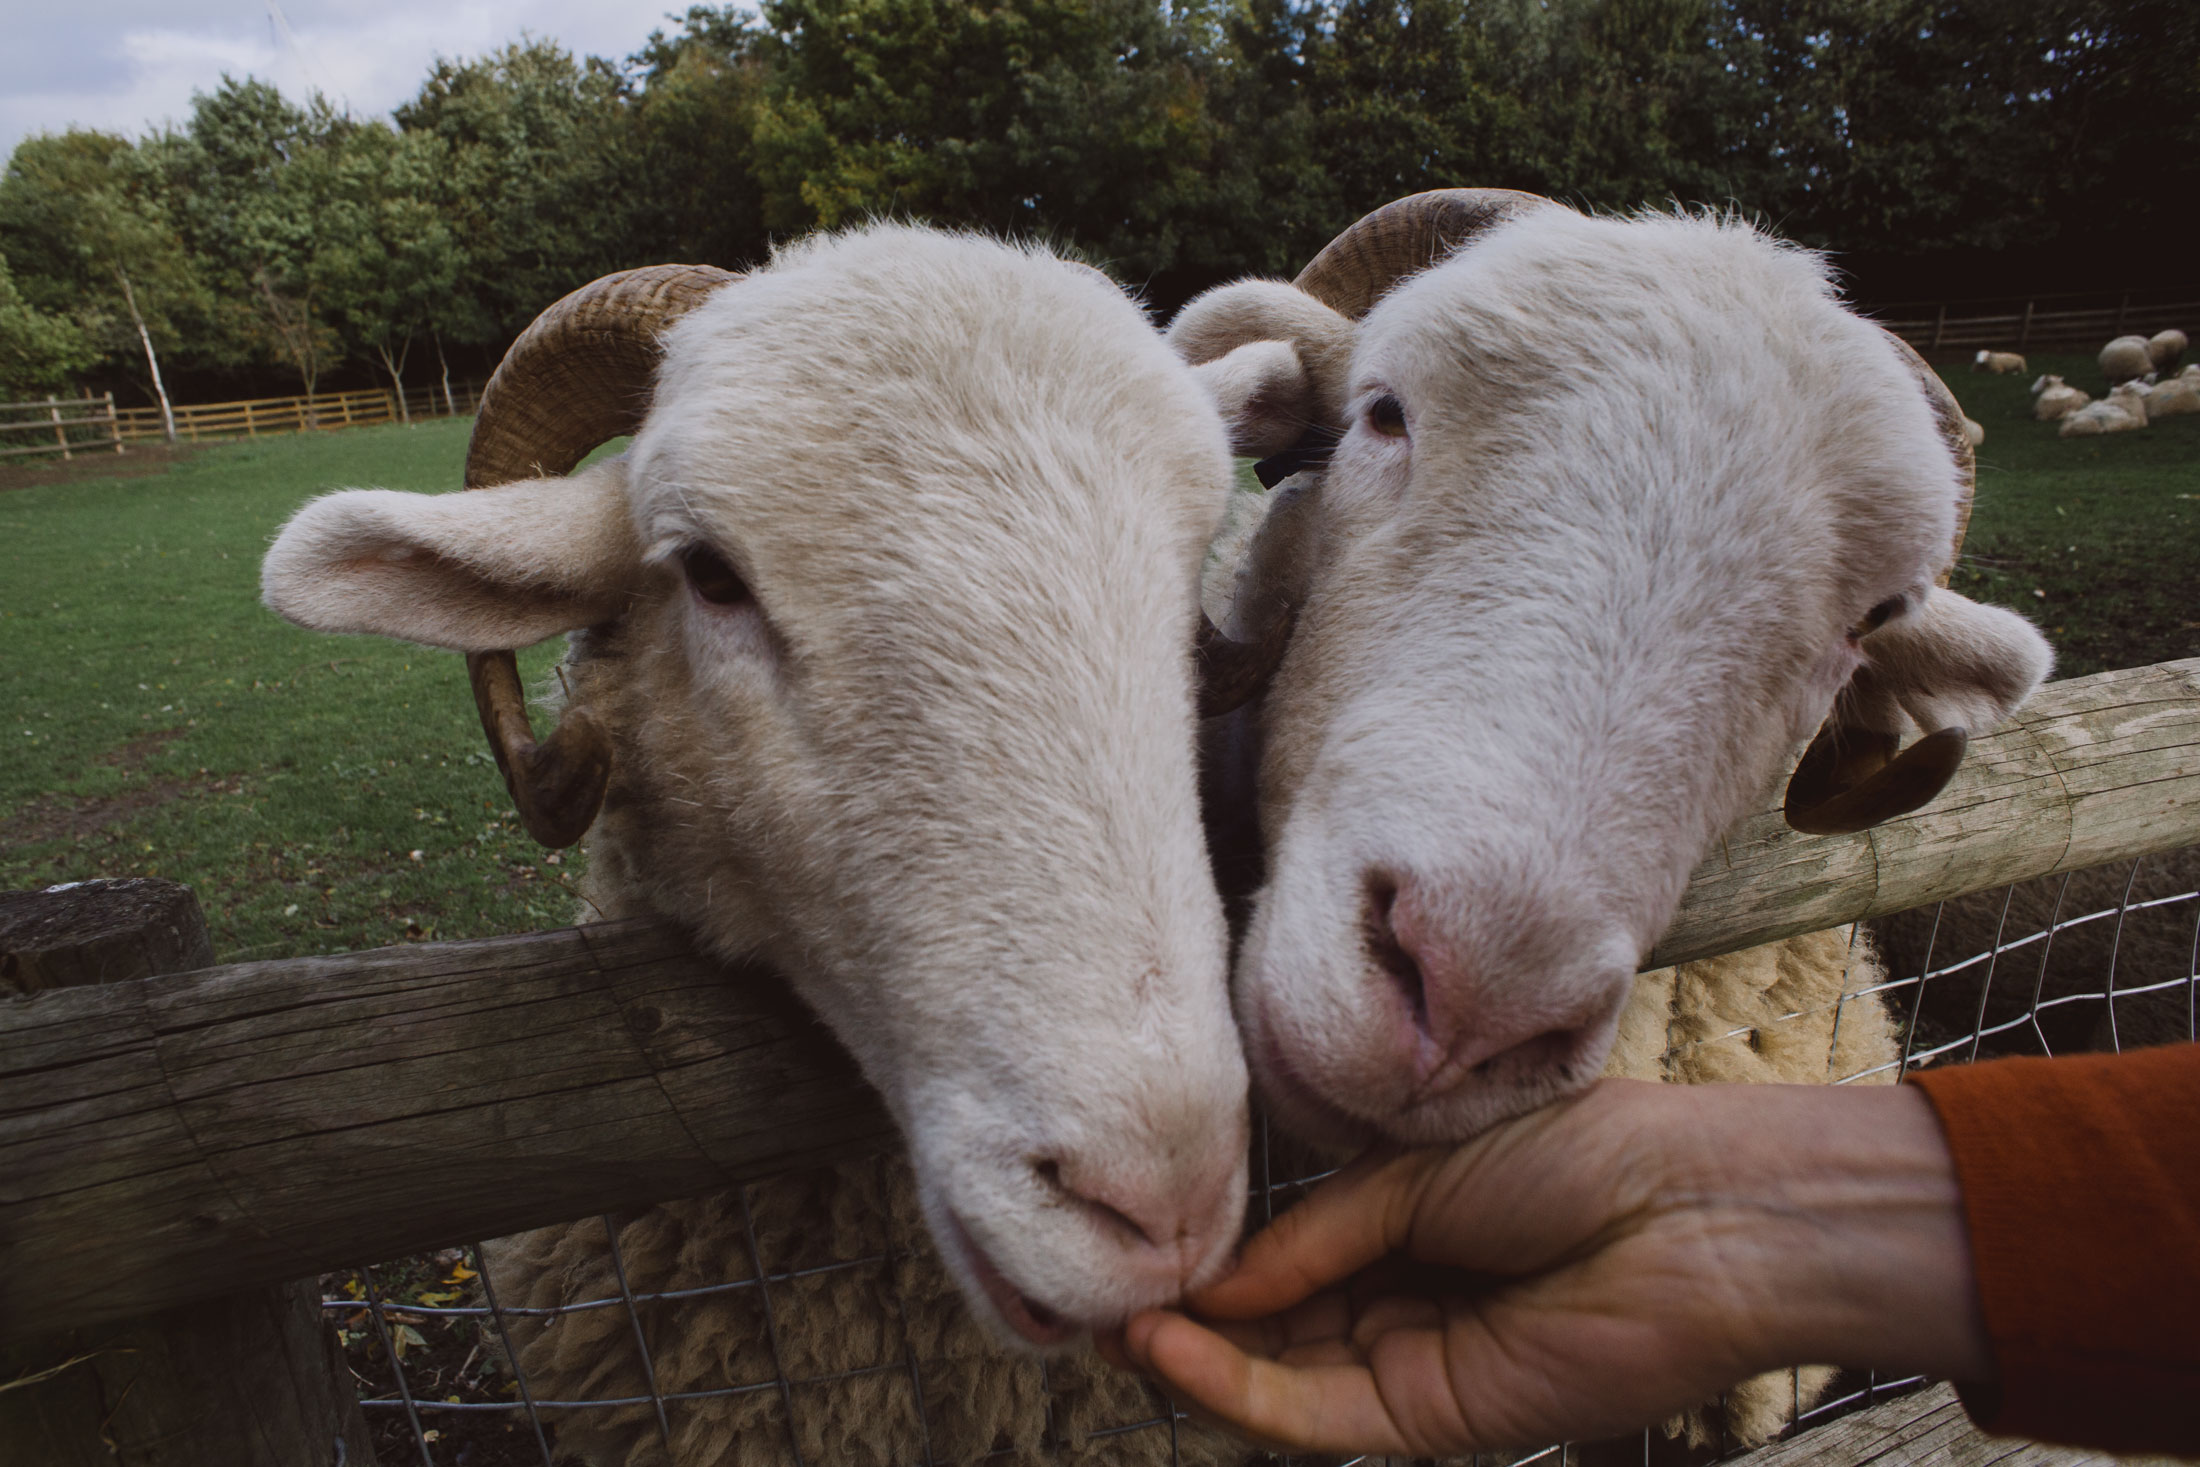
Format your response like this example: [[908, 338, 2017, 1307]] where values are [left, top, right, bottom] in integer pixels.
[[0, 440, 205, 493], [95, 728, 187, 773], [0, 778, 197, 851], [0, 733, 201, 852]]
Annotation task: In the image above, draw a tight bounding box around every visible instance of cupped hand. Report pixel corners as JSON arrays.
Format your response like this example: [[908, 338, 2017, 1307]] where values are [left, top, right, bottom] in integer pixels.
[[1101, 1079, 1982, 1457]]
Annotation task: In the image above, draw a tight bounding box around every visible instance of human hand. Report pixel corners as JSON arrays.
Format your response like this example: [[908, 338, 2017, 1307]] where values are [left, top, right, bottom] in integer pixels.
[[1103, 1079, 1987, 1456]]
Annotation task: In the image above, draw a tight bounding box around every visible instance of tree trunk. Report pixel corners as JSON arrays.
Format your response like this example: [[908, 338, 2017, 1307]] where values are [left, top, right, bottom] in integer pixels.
[[434, 331, 454, 416], [373, 338, 412, 426], [114, 269, 176, 445], [0, 879, 379, 1467]]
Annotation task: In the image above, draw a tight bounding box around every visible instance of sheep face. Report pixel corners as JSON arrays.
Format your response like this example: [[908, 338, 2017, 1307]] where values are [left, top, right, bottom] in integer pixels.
[[1179, 208, 2049, 1147], [263, 227, 1250, 1346]]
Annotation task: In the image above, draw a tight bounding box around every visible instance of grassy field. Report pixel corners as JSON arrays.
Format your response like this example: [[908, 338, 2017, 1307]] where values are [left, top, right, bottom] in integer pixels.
[[3, 364, 2195, 963], [1939, 350, 2200, 676], [0, 417, 585, 963]]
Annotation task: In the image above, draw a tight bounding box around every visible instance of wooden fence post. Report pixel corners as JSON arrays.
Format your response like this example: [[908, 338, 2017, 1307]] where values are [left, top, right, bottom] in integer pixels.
[[2018, 300, 2034, 351], [2115, 293, 2128, 336], [1930, 305, 1945, 352], [0, 879, 378, 1467]]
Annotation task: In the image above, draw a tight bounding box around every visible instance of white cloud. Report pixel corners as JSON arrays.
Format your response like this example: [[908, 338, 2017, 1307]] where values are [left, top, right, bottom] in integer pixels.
[[1, 0, 698, 158]]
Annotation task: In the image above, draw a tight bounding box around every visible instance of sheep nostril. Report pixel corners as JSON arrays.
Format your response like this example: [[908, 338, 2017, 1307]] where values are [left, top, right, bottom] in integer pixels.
[[1031, 1158, 1160, 1249], [1362, 874, 1430, 1037]]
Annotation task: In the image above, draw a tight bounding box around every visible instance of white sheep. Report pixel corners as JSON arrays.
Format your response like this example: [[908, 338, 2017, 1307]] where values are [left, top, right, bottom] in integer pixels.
[[2149, 328, 2188, 372], [1171, 192, 2050, 1445], [1962, 415, 1985, 446], [2060, 380, 2151, 435], [261, 225, 1262, 1465], [1972, 349, 2026, 374], [2032, 374, 2092, 421], [2101, 334, 2155, 384], [2143, 373, 2200, 418]]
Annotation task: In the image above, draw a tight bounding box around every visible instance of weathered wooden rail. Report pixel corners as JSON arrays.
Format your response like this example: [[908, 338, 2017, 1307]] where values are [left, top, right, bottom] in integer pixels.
[[3, 658, 2197, 1345]]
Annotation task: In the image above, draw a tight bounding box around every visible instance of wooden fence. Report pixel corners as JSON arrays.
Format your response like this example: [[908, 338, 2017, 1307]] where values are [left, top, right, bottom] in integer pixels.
[[1877, 295, 2198, 357], [0, 393, 123, 461], [107, 379, 485, 445], [4, 655, 2197, 1344]]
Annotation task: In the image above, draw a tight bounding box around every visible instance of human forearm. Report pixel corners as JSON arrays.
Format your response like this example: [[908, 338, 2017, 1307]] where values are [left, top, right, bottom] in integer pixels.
[[1663, 1080, 1992, 1385]]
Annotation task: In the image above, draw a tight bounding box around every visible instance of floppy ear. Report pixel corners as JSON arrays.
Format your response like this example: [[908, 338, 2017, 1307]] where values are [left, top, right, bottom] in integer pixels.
[[1785, 589, 2053, 835], [1168, 280, 1358, 429], [1187, 340, 1318, 458], [261, 459, 642, 653]]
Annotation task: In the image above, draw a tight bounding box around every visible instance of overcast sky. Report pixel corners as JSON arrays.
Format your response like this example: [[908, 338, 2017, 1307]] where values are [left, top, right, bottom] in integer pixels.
[[2, 0, 697, 160]]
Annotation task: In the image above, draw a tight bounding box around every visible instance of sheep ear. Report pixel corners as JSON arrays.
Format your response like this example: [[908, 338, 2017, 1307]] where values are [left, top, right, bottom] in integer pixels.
[[1784, 590, 2053, 835], [1168, 279, 1358, 429], [1187, 340, 1318, 458], [261, 459, 643, 653]]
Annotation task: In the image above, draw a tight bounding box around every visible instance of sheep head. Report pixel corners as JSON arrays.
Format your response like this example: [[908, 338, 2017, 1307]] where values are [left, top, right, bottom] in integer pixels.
[[261, 226, 1251, 1347], [1174, 192, 2051, 1147]]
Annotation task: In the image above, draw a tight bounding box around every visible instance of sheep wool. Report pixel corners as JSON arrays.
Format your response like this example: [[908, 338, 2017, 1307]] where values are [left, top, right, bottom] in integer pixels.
[[2100, 335, 2155, 385], [2148, 328, 2188, 372], [2143, 375, 2200, 419], [2034, 378, 2091, 421], [1972, 350, 2026, 374], [2060, 380, 2151, 436]]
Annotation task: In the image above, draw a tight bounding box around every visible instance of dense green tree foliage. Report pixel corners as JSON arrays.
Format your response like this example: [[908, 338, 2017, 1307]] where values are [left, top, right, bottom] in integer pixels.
[[2, 0, 2190, 407]]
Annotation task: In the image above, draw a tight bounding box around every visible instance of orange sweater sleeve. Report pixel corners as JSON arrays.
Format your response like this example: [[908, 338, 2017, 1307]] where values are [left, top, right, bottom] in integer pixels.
[[1911, 1044, 2200, 1454]]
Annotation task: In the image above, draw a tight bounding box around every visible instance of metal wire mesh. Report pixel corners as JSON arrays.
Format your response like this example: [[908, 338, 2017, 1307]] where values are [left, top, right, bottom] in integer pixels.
[[323, 847, 2199, 1467]]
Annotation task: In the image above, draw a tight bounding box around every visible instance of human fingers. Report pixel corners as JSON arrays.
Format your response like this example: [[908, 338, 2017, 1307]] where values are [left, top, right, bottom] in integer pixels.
[[1188, 1149, 1434, 1319], [1122, 1309, 1423, 1456]]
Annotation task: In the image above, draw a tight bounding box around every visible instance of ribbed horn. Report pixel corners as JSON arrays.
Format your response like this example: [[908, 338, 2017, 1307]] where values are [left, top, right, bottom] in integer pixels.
[[463, 264, 738, 848], [1293, 188, 1549, 320], [1883, 330, 1976, 578]]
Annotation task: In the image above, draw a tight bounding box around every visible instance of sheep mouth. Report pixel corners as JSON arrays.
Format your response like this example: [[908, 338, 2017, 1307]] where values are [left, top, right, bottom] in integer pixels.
[[944, 1212, 1082, 1348]]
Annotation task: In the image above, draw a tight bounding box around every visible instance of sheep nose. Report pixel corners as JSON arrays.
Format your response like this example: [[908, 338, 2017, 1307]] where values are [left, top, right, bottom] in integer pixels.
[[1033, 1156, 1236, 1287], [1361, 871, 1630, 1097]]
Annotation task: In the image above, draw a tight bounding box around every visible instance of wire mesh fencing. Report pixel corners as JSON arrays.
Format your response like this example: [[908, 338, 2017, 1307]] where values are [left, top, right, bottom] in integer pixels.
[[321, 844, 2198, 1467]]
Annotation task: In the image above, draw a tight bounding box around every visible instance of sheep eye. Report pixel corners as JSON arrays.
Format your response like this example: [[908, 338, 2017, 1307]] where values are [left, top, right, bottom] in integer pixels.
[[1367, 394, 1408, 437], [681, 544, 751, 606]]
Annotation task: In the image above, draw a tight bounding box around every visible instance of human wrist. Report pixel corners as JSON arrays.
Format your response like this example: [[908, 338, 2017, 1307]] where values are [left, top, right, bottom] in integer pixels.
[[1661, 1081, 1992, 1385]]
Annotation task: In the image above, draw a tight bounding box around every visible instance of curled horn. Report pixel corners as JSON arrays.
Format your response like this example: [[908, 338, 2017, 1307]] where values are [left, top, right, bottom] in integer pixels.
[[1292, 187, 1550, 320], [1781, 333, 1980, 835], [464, 264, 738, 848]]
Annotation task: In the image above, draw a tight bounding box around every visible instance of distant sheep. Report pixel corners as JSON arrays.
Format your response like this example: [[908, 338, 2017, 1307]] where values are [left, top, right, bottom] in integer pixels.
[[2032, 375, 2091, 421], [2145, 374, 2200, 418], [2101, 334, 2154, 384], [2060, 380, 2151, 436], [1973, 349, 2026, 374], [2149, 328, 2188, 372], [1962, 415, 1985, 446]]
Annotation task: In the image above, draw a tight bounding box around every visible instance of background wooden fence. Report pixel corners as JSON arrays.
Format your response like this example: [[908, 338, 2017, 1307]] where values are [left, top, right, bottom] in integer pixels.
[[1877, 294, 2198, 358], [0, 393, 123, 460], [108, 380, 485, 444]]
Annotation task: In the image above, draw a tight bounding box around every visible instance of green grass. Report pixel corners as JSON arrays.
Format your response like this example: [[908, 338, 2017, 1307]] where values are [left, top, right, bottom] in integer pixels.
[[0, 418, 585, 962], [3, 372, 2194, 962], [1935, 353, 2200, 678]]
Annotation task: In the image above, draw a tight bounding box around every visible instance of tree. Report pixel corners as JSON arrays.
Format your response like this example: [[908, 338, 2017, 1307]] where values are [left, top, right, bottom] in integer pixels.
[[311, 125, 463, 421], [743, 0, 1229, 283], [163, 79, 346, 401], [397, 40, 646, 345], [0, 249, 95, 401], [0, 130, 202, 439]]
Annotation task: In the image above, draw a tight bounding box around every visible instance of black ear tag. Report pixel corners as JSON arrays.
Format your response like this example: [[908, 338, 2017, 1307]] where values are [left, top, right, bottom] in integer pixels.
[[1253, 425, 1342, 488]]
